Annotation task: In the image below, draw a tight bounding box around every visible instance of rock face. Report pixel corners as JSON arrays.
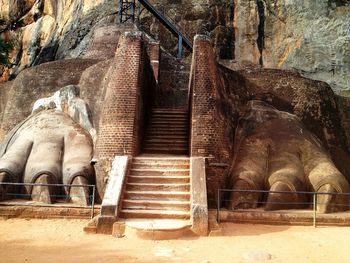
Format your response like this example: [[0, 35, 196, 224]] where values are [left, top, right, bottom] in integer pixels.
[[234, 0, 350, 92], [0, 0, 118, 80], [138, 0, 349, 91], [0, 0, 349, 92]]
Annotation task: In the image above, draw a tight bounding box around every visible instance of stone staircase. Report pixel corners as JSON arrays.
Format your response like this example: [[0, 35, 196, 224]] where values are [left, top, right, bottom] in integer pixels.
[[142, 108, 189, 155], [116, 108, 192, 239], [120, 156, 191, 220], [118, 156, 192, 239]]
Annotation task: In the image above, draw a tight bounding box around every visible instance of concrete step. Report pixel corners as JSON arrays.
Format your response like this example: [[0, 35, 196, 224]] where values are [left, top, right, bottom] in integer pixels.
[[144, 138, 188, 143], [142, 147, 188, 155], [146, 128, 188, 133], [145, 130, 188, 135], [123, 219, 192, 240], [127, 175, 190, 184], [148, 119, 189, 126], [143, 138, 188, 143], [126, 183, 190, 192], [130, 168, 189, 176], [131, 162, 189, 169], [133, 157, 189, 163], [143, 143, 188, 149], [122, 199, 191, 211], [120, 209, 190, 220], [151, 109, 188, 114], [149, 118, 188, 123], [147, 125, 188, 130], [124, 191, 190, 201], [143, 141, 188, 146]]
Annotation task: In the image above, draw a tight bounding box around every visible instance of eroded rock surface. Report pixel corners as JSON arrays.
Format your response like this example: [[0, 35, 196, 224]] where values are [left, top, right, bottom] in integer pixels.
[[0, 0, 119, 80]]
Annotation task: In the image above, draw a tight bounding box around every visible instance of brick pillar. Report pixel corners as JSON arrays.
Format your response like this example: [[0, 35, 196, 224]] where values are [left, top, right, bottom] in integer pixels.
[[189, 35, 231, 206], [95, 32, 143, 199], [189, 35, 230, 161]]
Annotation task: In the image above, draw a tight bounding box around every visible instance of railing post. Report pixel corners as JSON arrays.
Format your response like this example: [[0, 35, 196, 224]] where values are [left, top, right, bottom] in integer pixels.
[[90, 185, 96, 219], [119, 0, 123, 23], [313, 193, 317, 228], [217, 188, 220, 224], [131, 0, 135, 23], [177, 35, 183, 58]]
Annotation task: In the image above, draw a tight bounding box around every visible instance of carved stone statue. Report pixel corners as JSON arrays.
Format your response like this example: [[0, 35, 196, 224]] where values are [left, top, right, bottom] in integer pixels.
[[0, 86, 95, 204], [229, 100, 350, 213]]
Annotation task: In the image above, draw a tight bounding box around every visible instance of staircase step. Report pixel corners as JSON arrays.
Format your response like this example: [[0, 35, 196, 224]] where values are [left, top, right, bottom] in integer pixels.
[[133, 157, 189, 164], [124, 191, 190, 201], [142, 148, 188, 155], [149, 117, 188, 122], [144, 135, 188, 141], [126, 183, 190, 192], [127, 175, 190, 184], [145, 130, 188, 134], [149, 118, 188, 123], [148, 120, 189, 126], [143, 144, 188, 149], [152, 109, 188, 114], [120, 209, 190, 220], [146, 128, 188, 133], [132, 162, 189, 169], [147, 125, 188, 130], [130, 169, 189, 176], [122, 200, 191, 211], [143, 141, 188, 145]]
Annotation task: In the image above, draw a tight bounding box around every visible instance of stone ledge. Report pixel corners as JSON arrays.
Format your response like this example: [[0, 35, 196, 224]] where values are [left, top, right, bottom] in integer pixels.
[[214, 208, 350, 226], [0, 203, 100, 220]]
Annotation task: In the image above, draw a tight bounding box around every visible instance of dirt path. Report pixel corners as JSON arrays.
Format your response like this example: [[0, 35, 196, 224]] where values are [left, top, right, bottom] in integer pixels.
[[0, 219, 349, 263]]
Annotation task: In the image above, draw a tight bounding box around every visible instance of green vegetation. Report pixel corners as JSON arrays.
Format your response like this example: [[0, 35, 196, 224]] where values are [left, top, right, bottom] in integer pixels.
[[0, 37, 13, 65]]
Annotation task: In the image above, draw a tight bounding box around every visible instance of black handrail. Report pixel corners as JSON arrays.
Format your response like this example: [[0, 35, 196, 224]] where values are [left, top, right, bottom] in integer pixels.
[[138, 0, 193, 52]]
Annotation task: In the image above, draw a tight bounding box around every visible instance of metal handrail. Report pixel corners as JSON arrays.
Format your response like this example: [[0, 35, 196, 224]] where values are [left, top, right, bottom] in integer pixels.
[[0, 182, 96, 219], [119, 0, 193, 57], [138, 0, 193, 50], [217, 188, 350, 227]]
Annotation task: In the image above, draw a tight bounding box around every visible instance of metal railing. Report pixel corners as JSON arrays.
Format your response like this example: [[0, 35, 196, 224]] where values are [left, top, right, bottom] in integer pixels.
[[217, 189, 350, 227], [119, 0, 193, 58], [0, 182, 96, 219]]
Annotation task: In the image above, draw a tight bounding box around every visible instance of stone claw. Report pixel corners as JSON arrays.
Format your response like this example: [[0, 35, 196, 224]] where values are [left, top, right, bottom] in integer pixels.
[[31, 174, 56, 204], [0, 172, 12, 201], [69, 176, 90, 206], [229, 180, 260, 209], [265, 181, 306, 211], [316, 184, 348, 213]]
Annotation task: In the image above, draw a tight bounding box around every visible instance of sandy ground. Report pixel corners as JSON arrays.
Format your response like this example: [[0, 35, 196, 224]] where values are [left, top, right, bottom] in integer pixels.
[[1, 219, 350, 263]]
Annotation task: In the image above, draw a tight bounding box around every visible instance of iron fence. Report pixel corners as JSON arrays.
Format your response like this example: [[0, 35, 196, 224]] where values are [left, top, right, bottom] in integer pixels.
[[0, 182, 96, 219], [217, 189, 350, 227]]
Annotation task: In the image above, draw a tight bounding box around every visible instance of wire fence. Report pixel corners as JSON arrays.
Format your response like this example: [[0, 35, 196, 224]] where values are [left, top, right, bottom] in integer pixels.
[[0, 182, 96, 219], [217, 189, 350, 227]]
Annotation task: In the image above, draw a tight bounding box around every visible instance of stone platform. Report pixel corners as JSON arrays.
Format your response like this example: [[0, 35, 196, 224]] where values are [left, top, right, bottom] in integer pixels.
[[214, 208, 350, 226], [0, 200, 100, 219], [118, 219, 192, 240]]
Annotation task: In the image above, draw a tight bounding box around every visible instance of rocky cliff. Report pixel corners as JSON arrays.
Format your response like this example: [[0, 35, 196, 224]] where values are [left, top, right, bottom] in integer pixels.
[[0, 0, 349, 92], [0, 0, 118, 80]]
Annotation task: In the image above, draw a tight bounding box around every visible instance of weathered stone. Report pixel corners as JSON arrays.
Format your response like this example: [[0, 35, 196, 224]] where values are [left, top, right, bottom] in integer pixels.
[[0, 109, 94, 204], [190, 157, 208, 236]]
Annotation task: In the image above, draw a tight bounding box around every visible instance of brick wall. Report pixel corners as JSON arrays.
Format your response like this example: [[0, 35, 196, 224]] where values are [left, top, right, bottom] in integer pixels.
[[189, 35, 232, 206], [94, 32, 159, 200]]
